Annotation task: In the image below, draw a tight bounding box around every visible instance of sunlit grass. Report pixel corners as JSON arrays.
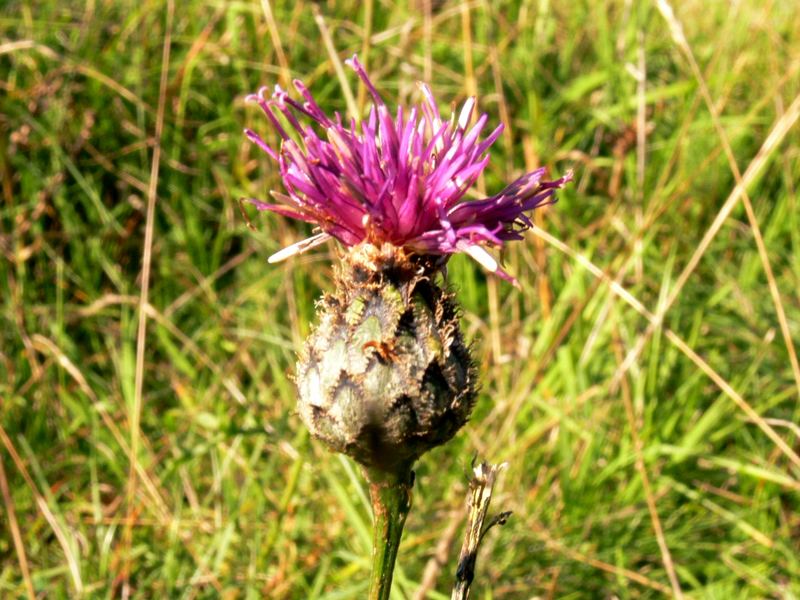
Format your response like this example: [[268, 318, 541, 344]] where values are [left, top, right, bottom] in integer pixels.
[[1, 1, 799, 598]]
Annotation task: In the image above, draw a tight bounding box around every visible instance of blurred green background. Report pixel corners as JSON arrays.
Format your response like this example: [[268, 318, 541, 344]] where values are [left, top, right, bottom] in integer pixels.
[[2, 0, 800, 598]]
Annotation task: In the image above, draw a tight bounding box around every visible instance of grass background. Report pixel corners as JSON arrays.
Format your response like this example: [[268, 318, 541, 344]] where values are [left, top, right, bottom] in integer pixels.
[[2, 0, 800, 597]]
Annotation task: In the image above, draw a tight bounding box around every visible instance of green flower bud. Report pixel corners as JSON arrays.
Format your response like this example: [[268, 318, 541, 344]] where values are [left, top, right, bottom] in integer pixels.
[[296, 243, 477, 473]]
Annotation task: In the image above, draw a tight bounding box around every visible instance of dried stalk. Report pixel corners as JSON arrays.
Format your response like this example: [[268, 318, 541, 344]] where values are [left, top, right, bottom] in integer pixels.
[[451, 461, 511, 600]]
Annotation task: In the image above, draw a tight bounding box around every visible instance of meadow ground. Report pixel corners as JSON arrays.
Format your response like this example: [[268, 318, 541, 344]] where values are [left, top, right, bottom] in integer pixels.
[[2, 1, 800, 598]]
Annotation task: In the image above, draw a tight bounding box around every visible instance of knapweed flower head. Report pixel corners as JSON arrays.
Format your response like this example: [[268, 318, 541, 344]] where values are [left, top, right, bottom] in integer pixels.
[[245, 58, 572, 473], [245, 55, 571, 284]]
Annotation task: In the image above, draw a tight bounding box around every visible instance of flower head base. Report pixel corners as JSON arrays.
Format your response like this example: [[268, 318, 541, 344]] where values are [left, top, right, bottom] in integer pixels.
[[245, 56, 571, 283]]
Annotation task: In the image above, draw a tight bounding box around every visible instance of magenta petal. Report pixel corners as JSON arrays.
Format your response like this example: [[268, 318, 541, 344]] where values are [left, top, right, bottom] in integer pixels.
[[244, 129, 278, 161], [245, 199, 316, 223]]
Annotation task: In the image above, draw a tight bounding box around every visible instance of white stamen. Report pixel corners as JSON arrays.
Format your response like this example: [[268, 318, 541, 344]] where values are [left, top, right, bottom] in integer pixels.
[[268, 233, 332, 263], [464, 244, 499, 273], [458, 97, 475, 130]]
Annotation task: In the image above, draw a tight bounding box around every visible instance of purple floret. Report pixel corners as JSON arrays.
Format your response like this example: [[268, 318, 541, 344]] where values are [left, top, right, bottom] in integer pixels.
[[245, 55, 571, 282]]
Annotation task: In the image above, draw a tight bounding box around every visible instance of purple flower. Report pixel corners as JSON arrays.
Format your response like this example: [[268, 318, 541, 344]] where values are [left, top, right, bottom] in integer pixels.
[[245, 55, 571, 283]]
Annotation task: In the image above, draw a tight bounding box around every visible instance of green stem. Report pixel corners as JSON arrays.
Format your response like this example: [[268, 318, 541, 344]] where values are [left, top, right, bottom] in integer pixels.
[[364, 467, 414, 600]]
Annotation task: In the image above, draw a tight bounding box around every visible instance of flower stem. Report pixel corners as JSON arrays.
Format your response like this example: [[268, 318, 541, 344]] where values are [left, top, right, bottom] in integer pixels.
[[364, 467, 414, 600]]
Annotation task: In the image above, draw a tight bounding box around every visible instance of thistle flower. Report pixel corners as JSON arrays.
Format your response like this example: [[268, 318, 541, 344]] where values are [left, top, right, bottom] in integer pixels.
[[245, 55, 571, 285], [246, 58, 570, 599], [246, 58, 570, 470]]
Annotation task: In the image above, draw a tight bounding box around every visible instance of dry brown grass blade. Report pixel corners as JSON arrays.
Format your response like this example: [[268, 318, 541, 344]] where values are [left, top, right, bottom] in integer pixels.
[[0, 425, 83, 593], [0, 40, 152, 113], [530, 226, 800, 473], [529, 517, 673, 596], [0, 39, 38, 55], [6, 272, 42, 380], [29, 334, 171, 520], [143, 303, 246, 403], [260, 0, 291, 88], [655, 0, 800, 400], [479, 1, 513, 369], [357, 0, 374, 112], [460, 2, 477, 100], [580, 58, 800, 369], [612, 89, 800, 392], [422, 0, 433, 82], [53, 339, 225, 590], [124, 1, 173, 596], [0, 452, 36, 600], [164, 248, 255, 317], [312, 4, 359, 121], [634, 30, 646, 282], [612, 330, 684, 599], [413, 509, 463, 600]]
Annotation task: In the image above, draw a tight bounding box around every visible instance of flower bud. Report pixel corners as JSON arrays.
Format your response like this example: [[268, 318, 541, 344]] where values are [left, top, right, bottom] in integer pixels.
[[296, 243, 476, 472]]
